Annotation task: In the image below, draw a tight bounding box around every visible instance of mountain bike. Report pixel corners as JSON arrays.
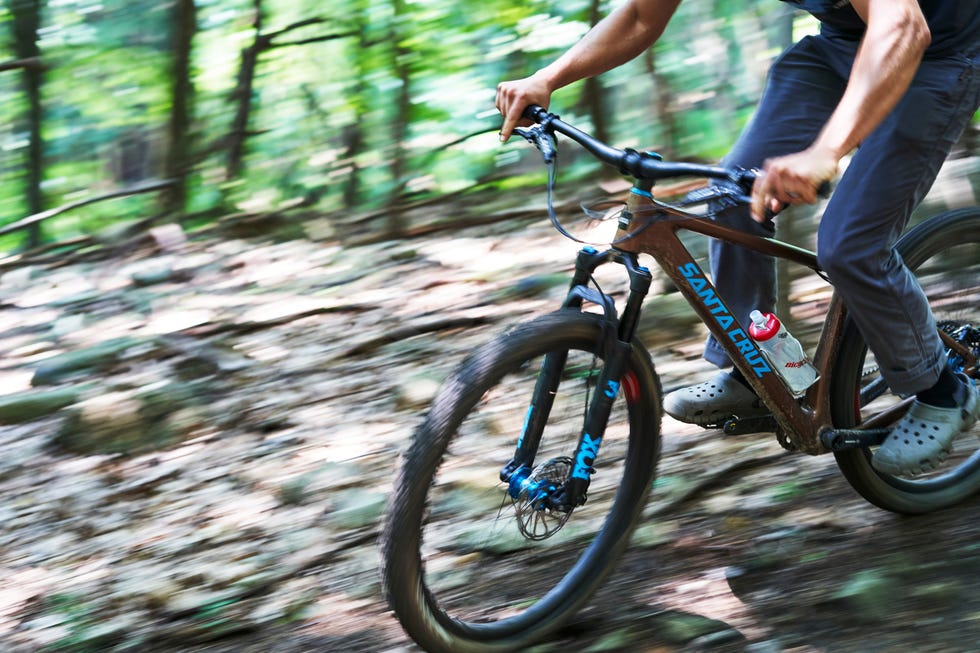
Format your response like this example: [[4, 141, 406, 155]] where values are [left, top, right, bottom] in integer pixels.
[[381, 105, 980, 653]]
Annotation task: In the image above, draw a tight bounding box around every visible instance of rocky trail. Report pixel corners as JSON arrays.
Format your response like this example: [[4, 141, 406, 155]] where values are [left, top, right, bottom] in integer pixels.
[[0, 180, 978, 653]]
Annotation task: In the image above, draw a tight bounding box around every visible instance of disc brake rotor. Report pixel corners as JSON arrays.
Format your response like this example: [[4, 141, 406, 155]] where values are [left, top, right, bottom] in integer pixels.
[[511, 457, 573, 541]]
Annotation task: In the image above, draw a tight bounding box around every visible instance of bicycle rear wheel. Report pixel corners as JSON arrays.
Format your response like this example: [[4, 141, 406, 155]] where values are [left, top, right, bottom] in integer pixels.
[[382, 310, 662, 653], [832, 207, 980, 513]]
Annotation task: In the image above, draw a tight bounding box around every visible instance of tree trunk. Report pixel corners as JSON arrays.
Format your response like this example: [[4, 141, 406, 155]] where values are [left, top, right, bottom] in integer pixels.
[[342, 5, 370, 209], [643, 48, 679, 159], [9, 0, 44, 247], [226, 0, 265, 180], [386, 0, 411, 237], [581, 0, 609, 147], [223, 9, 354, 183], [162, 0, 197, 216], [776, 2, 795, 51], [775, 5, 798, 324], [713, 0, 741, 145]]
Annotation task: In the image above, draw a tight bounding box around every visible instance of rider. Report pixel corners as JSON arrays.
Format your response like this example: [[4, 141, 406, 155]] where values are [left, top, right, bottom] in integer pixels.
[[496, 0, 980, 475]]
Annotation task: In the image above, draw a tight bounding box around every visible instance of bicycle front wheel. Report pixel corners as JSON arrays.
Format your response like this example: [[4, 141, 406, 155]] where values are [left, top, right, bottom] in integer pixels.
[[832, 207, 980, 514], [382, 310, 662, 653]]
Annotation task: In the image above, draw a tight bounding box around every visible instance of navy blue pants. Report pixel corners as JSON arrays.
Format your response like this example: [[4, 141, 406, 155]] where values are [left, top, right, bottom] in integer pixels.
[[704, 35, 980, 395]]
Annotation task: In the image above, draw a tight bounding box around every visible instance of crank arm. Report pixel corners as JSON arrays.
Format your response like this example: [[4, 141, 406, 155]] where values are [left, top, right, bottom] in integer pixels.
[[722, 414, 777, 435]]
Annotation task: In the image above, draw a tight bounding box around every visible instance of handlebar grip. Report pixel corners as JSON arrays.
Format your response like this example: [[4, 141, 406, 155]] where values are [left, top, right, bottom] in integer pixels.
[[523, 104, 549, 122], [734, 170, 830, 200]]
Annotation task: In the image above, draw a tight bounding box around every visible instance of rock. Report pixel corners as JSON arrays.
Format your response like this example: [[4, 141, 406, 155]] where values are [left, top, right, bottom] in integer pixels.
[[31, 337, 143, 386], [647, 610, 738, 646], [52, 382, 200, 455], [277, 476, 311, 506], [172, 343, 253, 380], [492, 274, 568, 301], [832, 569, 898, 622], [53, 391, 147, 455], [135, 381, 200, 424], [631, 521, 679, 548], [583, 627, 641, 652], [303, 217, 336, 241], [686, 627, 746, 650], [454, 521, 531, 555], [50, 314, 88, 338], [131, 265, 179, 287], [393, 374, 441, 410], [0, 387, 80, 424], [149, 223, 188, 251], [328, 489, 388, 530], [165, 588, 238, 615]]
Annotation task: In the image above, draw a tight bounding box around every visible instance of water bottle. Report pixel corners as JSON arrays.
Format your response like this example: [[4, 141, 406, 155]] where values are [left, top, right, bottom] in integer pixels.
[[748, 310, 818, 397]]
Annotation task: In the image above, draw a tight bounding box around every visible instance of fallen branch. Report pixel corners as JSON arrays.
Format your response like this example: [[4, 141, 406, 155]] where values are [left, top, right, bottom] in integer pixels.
[[178, 303, 367, 338], [0, 179, 176, 237], [0, 57, 43, 72], [647, 450, 789, 518], [342, 312, 497, 358]]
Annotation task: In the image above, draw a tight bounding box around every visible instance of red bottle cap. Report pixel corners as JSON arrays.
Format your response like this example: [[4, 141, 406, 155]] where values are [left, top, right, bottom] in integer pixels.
[[748, 310, 780, 341]]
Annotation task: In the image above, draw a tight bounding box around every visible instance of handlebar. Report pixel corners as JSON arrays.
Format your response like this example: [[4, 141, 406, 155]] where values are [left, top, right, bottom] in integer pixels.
[[520, 105, 758, 194]]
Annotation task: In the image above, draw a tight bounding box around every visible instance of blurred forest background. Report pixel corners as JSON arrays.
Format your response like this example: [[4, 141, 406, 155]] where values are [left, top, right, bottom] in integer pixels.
[[8, 0, 975, 256], [1, 3, 979, 651]]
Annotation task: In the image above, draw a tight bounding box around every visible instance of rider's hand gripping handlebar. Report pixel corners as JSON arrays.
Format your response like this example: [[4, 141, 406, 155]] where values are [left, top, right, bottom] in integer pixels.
[[517, 104, 830, 204]]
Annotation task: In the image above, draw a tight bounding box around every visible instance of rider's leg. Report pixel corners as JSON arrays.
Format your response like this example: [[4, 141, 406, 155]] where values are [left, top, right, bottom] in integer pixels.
[[664, 36, 845, 426], [817, 48, 980, 473], [667, 35, 980, 438], [701, 35, 845, 371], [817, 45, 979, 394]]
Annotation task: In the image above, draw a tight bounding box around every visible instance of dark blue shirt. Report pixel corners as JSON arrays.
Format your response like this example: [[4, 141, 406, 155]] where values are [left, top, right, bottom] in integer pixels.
[[781, 0, 980, 56]]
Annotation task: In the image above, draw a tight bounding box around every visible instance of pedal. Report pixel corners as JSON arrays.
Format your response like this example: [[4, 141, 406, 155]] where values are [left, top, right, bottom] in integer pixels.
[[722, 415, 776, 435], [819, 428, 889, 452]]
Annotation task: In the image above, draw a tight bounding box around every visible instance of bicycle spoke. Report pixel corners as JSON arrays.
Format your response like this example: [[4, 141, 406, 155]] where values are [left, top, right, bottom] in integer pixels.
[[419, 347, 633, 623]]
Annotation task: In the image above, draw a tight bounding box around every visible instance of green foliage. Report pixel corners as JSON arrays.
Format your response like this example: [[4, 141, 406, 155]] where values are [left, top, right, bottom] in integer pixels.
[[5, 0, 949, 247], [38, 591, 121, 652]]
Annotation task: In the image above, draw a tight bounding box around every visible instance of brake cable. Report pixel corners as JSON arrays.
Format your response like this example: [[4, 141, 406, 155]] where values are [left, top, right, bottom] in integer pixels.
[[516, 124, 653, 246]]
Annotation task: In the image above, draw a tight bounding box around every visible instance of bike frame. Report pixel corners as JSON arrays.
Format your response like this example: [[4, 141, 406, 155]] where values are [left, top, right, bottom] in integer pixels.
[[503, 183, 857, 510], [502, 106, 976, 509], [615, 183, 851, 456]]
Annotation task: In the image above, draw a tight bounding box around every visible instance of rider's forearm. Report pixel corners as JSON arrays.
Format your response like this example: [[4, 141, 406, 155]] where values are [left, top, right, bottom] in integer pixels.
[[534, 0, 682, 92], [811, 0, 930, 160]]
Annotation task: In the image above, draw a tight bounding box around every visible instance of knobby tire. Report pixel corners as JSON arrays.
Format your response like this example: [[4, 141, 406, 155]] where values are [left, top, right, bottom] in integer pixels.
[[831, 208, 980, 513], [382, 310, 662, 653]]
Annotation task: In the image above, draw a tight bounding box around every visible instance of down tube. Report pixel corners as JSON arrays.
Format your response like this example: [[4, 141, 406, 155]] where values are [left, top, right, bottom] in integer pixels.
[[657, 254, 820, 451]]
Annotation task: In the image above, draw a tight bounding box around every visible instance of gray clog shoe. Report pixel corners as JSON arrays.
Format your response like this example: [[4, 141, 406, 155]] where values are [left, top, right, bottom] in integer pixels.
[[662, 370, 769, 428], [872, 375, 979, 476]]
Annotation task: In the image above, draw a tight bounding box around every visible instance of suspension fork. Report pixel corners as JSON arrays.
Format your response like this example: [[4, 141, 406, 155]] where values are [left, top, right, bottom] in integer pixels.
[[501, 246, 653, 511], [500, 246, 606, 483]]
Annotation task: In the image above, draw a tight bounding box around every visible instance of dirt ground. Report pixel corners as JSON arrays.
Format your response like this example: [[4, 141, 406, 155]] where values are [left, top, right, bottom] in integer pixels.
[[1, 179, 978, 653]]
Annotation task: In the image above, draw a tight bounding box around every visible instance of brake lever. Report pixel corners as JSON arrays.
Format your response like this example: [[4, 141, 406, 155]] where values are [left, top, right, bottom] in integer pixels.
[[514, 125, 557, 164]]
